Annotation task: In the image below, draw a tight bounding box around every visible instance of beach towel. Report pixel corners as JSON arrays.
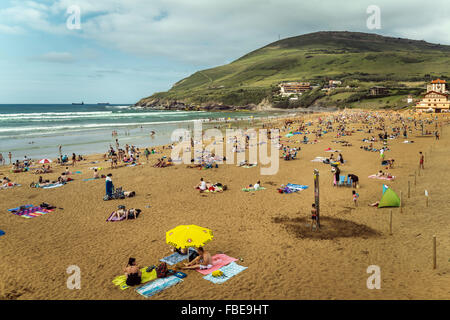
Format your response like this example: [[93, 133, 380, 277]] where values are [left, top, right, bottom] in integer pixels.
[[160, 248, 195, 265], [83, 178, 99, 182], [203, 262, 247, 284], [112, 268, 157, 290], [242, 187, 266, 192], [40, 183, 65, 189], [135, 275, 183, 298], [8, 205, 54, 219], [204, 186, 223, 193], [106, 211, 127, 222], [286, 184, 309, 191], [368, 175, 395, 181], [311, 157, 327, 163], [0, 230, 5, 237], [0, 183, 21, 190], [196, 254, 238, 275]]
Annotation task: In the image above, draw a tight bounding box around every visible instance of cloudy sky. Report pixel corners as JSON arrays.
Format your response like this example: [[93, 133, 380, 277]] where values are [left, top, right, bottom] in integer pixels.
[[1, 0, 449, 104]]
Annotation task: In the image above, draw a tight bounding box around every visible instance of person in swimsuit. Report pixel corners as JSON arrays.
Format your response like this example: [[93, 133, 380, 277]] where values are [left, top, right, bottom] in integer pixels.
[[124, 257, 141, 286], [181, 247, 212, 270]]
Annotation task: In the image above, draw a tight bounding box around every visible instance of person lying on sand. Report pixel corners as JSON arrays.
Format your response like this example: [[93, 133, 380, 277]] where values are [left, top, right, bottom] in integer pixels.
[[111, 206, 141, 220], [124, 257, 141, 286], [181, 247, 212, 270]]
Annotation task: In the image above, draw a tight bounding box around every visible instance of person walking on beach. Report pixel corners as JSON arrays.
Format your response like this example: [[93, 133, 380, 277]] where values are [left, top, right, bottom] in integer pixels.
[[144, 148, 150, 161], [0, 153, 4, 165], [435, 131, 440, 140], [58, 145, 62, 158], [419, 152, 424, 170], [8, 152, 12, 165]]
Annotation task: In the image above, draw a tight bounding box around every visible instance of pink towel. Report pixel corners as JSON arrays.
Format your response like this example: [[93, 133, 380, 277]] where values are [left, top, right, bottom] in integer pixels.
[[196, 254, 238, 275], [368, 175, 395, 181]]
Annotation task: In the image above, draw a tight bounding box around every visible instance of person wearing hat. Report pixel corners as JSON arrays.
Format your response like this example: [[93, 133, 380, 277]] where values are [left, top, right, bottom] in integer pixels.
[[105, 173, 114, 198]]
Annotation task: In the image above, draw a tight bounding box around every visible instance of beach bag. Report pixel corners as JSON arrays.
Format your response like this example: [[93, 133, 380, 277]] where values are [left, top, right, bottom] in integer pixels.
[[156, 262, 168, 278]]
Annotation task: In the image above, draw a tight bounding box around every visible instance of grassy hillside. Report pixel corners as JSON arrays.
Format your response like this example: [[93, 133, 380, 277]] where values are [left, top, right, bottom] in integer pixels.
[[137, 31, 450, 109]]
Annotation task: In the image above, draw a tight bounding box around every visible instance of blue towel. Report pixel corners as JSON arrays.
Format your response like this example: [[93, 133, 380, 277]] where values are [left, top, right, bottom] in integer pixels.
[[286, 184, 309, 191], [83, 178, 98, 182], [203, 262, 247, 284], [136, 275, 183, 298], [160, 248, 195, 265], [8, 204, 33, 212], [0, 230, 5, 236]]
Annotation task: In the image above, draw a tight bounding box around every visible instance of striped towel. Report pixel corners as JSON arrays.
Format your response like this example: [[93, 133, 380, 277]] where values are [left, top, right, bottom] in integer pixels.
[[203, 262, 247, 284], [136, 275, 183, 298], [160, 249, 194, 265]]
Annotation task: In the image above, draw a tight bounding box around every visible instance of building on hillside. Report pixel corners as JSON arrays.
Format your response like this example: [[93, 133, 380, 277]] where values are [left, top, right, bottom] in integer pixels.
[[279, 82, 311, 97], [329, 80, 342, 87], [369, 86, 389, 96], [426, 79, 447, 94], [416, 79, 450, 112]]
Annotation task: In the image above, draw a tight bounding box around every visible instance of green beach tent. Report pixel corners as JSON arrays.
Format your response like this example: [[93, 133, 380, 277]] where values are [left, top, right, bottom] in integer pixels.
[[378, 186, 400, 208]]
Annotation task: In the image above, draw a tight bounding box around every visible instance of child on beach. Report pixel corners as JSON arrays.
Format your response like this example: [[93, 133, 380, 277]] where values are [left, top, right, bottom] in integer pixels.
[[352, 190, 359, 207]]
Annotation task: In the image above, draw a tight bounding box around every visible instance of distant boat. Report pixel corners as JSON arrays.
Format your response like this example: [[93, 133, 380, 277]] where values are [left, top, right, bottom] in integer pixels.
[[97, 102, 110, 105], [72, 102, 84, 105]]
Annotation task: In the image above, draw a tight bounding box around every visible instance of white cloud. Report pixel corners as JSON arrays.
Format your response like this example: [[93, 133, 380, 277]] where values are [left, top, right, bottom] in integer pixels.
[[1, 0, 450, 66], [34, 52, 76, 63]]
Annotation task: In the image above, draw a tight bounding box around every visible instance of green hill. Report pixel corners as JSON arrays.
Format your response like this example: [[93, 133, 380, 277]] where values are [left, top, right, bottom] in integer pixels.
[[136, 31, 450, 110]]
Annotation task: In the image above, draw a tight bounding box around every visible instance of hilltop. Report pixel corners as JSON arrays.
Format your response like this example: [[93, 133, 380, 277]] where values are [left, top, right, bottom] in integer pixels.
[[135, 31, 450, 110]]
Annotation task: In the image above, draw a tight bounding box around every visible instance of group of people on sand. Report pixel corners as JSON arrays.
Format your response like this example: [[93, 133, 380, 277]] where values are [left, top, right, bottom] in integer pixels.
[[194, 178, 227, 192], [123, 246, 212, 286]]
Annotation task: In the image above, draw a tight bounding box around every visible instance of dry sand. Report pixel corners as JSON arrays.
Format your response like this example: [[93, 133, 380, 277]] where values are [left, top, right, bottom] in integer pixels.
[[0, 110, 449, 300]]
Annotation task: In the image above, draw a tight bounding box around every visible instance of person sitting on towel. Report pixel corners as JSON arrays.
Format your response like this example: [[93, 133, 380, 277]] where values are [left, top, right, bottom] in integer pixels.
[[124, 257, 141, 286], [93, 169, 99, 179], [181, 247, 212, 270], [253, 181, 261, 190]]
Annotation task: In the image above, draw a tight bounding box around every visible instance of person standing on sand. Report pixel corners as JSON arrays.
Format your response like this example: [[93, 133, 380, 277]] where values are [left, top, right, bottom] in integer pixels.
[[8, 152, 12, 165], [419, 152, 424, 170], [72, 153, 77, 167], [435, 131, 440, 140], [0, 153, 4, 165], [58, 145, 62, 158], [352, 190, 359, 207]]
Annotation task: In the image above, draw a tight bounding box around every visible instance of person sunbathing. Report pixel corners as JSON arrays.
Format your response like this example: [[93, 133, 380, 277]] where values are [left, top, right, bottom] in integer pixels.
[[181, 247, 212, 270], [124, 257, 141, 286], [195, 178, 209, 192], [93, 169, 99, 179]]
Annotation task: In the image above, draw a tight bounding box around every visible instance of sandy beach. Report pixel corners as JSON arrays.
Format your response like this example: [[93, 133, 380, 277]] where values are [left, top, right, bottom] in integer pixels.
[[0, 110, 449, 300]]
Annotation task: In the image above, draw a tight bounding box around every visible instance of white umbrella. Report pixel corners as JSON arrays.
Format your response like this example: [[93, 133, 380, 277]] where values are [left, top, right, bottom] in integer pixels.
[[39, 158, 52, 164]]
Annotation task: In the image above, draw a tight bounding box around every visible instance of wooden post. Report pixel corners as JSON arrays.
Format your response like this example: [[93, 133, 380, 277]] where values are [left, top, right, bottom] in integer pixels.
[[389, 210, 393, 235], [400, 191, 403, 213], [433, 235, 437, 269], [408, 181, 410, 198]]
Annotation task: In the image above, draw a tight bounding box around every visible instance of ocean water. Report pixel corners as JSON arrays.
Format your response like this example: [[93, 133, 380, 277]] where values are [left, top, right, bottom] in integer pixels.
[[0, 104, 285, 161]]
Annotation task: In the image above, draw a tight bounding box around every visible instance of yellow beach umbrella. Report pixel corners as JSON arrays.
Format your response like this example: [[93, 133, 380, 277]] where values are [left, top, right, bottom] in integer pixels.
[[166, 225, 213, 249]]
